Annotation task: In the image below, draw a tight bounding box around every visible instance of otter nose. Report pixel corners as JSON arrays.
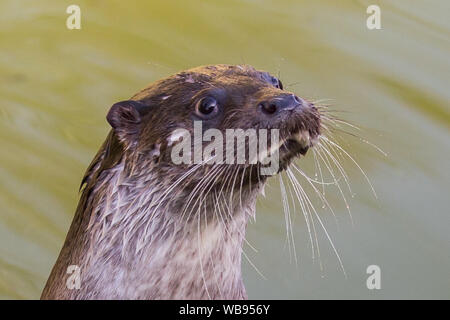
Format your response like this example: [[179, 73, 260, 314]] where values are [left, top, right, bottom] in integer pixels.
[[259, 94, 302, 115]]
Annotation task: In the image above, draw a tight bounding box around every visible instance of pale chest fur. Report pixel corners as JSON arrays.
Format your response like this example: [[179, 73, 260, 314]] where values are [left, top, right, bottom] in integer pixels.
[[44, 163, 258, 299], [42, 152, 259, 299], [81, 210, 251, 299]]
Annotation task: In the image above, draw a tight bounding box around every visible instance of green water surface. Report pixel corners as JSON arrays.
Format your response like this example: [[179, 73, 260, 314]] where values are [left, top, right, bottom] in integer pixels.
[[0, 0, 449, 299]]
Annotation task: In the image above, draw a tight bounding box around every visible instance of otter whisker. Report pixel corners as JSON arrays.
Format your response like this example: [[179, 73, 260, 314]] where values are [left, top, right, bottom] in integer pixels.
[[287, 168, 321, 266], [227, 165, 241, 212], [123, 162, 208, 249], [288, 168, 347, 278], [155, 152, 223, 208], [320, 111, 387, 158], [239, 166, 246, 212], [285, 175, 300, 259], [149, 163, 203, 213], [183, 164, 225, 215], [214, 191, 266, 280], [316, 107, 352, 114], [315, 144, 352, 219], [213, 190, 264, 281], [291, 163, 339, 228], [329, 118, 362, 132], [287, 166, 320, 266], [220, 168, 259, 253], [213, 190, 231, 252], [285, 81, 301, 88], [319, 139, 354, 195], [314, 144, 352, 226], [321, 136, 378, 199], [279, 174, 298, 266], [197, 208, 212, 300], [203, 200, 224, 299], [328, 126, 387, 158], [131, 162, 217, 250], [285, 169, 315, 260], [279, 174, 292, 260], [358, 137, 387, 157], [312, 98, 334, 105], [189, 165, 235, 228], [303, 187, 347, 279], [181, 165, 227, 224], [312, 148, 326, 197]]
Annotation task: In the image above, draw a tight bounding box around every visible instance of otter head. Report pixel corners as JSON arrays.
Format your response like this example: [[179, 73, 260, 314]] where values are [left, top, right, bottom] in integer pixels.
[[105, 64, 321, 219]]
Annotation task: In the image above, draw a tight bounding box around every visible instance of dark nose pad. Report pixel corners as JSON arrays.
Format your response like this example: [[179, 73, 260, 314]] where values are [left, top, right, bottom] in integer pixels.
[[259, 94, 302, 115]]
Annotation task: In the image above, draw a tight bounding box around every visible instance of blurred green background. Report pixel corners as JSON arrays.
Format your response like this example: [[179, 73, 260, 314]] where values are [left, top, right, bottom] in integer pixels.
[[0, 0, 449, 299]]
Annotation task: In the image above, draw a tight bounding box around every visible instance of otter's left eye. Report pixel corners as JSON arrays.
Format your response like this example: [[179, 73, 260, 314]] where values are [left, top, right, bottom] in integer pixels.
[[277, 79, 283, 90], [271, 76, 283, 90], [195, 97, 219, 119]]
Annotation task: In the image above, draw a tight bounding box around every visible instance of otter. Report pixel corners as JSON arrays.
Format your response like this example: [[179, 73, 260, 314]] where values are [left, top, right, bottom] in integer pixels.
[[41, 64, 321, 299]]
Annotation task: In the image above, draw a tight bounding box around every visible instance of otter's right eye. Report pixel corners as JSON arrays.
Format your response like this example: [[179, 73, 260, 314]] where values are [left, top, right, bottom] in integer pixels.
[[277, 79, 284, 90], [195, 97, 219, 119], [270, 76, 283, 90]]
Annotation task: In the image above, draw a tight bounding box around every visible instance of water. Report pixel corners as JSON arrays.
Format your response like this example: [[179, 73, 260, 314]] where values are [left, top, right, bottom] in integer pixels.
[[0, 0, 449, 299]]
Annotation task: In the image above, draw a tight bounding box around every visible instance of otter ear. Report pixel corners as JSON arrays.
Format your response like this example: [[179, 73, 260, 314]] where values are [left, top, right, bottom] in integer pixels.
[[107, 100, 147, 144]]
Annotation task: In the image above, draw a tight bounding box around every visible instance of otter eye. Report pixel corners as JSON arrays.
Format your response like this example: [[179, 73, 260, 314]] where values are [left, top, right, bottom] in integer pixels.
[[278, 79, 283, 90], [271, 76, 283, 90], [195, 97, 219, 119]]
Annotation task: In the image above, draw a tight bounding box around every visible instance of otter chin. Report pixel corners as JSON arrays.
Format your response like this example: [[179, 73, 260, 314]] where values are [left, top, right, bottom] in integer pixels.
[[41, 64, 321, 300], [278, 129, 319, 172]]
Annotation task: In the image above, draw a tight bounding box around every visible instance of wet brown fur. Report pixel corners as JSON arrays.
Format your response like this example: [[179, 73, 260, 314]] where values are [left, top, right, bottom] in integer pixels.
[[41, 65, 320, 299]]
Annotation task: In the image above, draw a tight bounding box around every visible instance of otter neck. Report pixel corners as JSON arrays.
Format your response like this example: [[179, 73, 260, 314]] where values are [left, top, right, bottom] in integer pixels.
[[56, 160, 259, 299]]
